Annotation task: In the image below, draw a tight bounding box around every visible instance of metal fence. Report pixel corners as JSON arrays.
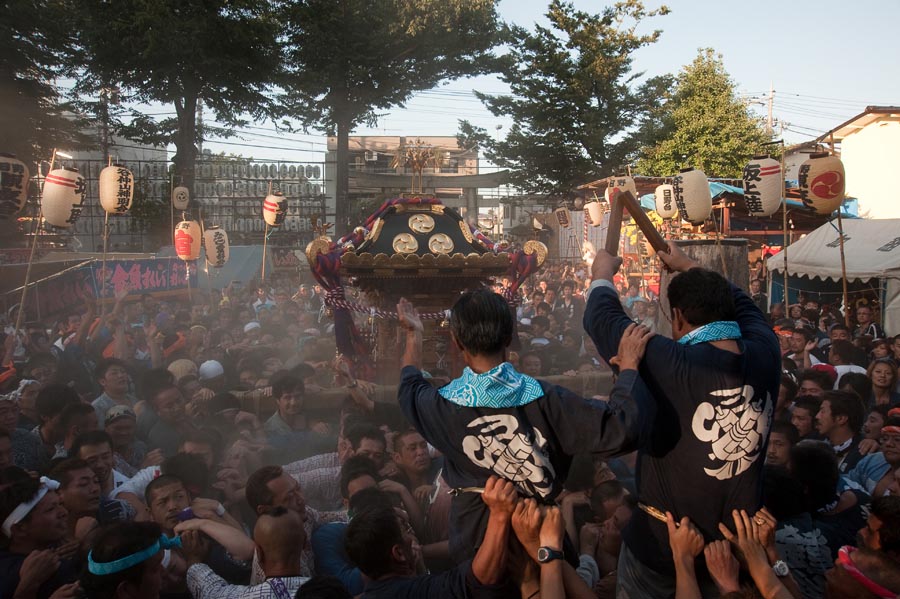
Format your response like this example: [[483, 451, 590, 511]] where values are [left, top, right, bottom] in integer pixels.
[[31, 158, 328, 252]]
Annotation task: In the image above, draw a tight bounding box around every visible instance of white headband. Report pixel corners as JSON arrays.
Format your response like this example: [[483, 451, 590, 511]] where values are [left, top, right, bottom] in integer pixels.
[[1, 477, 60, 536]]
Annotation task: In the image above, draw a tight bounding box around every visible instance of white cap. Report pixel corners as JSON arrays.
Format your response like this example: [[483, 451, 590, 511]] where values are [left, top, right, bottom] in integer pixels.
[[243, 321, 261, 333], [198, 360, 224, 381]]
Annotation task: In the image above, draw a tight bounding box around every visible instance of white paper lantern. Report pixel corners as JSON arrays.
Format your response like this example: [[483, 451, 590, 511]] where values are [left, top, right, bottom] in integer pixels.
[[174, 220, 201, 261], [654, 184, 678, 219], [172, 186, 190, 211], [263, 192, 287, 227], [742, 155, 782, 217], [799, 152, 845, 215], [673, 168, 711, 225], [604, 176, 637, 202], [0, 154, 29, 219], [42, 167, 86, 228], [99, 164, 134, 215], [586, 201, 604, 227], [554, 207, 571, 228], [203, 227, 229, 268]]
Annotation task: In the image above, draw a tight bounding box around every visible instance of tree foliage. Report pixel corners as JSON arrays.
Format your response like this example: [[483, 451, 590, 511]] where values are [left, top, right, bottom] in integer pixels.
[[1, 0, 92, 167], [278, 0, 503, 232], [71, 0, 282, 193], [636, 48, 771, 178], [458, 0, 669, 197]]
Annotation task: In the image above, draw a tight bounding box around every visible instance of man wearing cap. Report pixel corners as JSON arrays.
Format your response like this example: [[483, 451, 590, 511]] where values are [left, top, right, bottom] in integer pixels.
[[104, 404, 158, 477], [199, 360, 226, 393], [92, 358, 137, 428], [0, 474, 78, 599]]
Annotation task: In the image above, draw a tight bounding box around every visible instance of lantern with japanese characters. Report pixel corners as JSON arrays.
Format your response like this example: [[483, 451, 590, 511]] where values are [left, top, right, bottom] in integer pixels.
[[203, 227, 230, 268], [0, 154, 29, 219], [742, 155, 782, 217], [798, 152, 845, 215], [673, 167, 711, 225], [555, 207, 571, 228], [653, 184, 678, 219], [263, 192, 287, 227], [99, 164, 134, 215], [174, 220, 201, 261], [42, 167, 86, 228], [604, 176, 637, 202], [172, 186, 190, 211], [586, 199, 604, 227]]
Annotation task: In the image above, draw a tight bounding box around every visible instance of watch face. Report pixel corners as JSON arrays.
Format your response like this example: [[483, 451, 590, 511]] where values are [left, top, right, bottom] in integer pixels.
[[537, 547, 549, 562], [773, 561, 789, 576]]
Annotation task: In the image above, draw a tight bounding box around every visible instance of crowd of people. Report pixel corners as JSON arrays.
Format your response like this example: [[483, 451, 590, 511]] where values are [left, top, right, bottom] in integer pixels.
[[1, 244, 900, 599]]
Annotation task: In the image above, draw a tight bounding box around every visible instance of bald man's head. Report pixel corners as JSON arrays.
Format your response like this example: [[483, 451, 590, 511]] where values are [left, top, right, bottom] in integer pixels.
[[254, 506, 305, 575]]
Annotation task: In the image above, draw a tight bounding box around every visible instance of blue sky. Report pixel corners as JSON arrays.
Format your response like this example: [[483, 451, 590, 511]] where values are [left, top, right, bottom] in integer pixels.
[[198, 0, 900, 161]]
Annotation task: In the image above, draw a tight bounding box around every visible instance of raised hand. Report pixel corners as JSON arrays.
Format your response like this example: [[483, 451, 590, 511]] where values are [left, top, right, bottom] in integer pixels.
[[609, 323, 653, 371], [704, 540, 740, 595], [397, 298, 423, 333], [657, 241, 698, 273], [482, 475, 517, 519], [666, 513, 704, 561]]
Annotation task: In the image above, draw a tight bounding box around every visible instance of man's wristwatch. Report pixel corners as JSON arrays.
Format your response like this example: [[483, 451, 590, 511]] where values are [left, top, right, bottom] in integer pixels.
[[772, 560, 790, 577], [537, 546, 564, 563]]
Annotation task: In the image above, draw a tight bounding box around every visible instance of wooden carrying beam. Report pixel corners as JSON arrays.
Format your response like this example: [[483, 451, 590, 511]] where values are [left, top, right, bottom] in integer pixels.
[[605, 190, 668, 256]]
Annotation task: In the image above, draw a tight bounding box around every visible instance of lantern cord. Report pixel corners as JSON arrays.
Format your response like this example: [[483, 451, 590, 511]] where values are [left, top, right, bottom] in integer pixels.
[[261, 223, 269, 282], [710, 207, 728, 279], [15, 149, 59, 334], [99, 211, 110, 319]]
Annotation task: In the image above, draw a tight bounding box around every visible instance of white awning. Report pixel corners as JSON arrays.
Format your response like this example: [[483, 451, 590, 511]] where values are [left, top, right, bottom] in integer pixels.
[[767, 219, 900, 282]]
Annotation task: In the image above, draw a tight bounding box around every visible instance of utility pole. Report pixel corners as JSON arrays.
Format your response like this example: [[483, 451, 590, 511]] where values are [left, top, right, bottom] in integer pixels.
[[766, 82, 775, 136], [196, 100, 204, 156]]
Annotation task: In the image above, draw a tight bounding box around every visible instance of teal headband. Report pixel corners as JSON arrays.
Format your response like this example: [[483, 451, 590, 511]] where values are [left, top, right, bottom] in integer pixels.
[[87, 535, 182, 575]]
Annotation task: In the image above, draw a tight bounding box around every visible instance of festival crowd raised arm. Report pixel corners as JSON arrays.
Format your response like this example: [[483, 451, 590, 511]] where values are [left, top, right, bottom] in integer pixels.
[[1, 245, 899, 599]]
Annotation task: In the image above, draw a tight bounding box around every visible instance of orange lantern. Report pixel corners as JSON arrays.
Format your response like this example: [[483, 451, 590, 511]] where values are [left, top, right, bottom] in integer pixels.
[[0, 153, 29, 219], [798, 153, 845, 215], [673, 168, 711, 225], [99, 164, 134, 215], [263, 192, 287, 227], [42, 167, 86, 228], [174, 220, 201, 261]]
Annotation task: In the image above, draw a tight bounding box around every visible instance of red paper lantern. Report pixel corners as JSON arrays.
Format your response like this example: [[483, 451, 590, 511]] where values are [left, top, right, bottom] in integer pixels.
[[42, 167, 86, 228], [99, 164, 134, 214], [798, 153, 845, 215], [0, 153, 29, 219], [174, 220, 201, 261]]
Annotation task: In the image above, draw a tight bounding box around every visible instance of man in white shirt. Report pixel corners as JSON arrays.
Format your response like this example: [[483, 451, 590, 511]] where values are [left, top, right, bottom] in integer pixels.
[[829, 339, 867, 388], [71, 430, 130, 497]]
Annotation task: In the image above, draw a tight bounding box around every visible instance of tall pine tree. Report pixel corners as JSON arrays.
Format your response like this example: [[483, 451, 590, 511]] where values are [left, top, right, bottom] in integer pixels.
[[458, 0, 670, 196], [636, 48, 771, 178]]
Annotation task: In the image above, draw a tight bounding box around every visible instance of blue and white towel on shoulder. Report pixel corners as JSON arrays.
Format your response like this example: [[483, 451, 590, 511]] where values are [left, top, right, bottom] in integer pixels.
[[439, 362, 543, 408]]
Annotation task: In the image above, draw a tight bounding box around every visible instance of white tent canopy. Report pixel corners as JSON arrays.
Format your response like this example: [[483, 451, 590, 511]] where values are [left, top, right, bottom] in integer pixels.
[[767, 218, 900, 334]]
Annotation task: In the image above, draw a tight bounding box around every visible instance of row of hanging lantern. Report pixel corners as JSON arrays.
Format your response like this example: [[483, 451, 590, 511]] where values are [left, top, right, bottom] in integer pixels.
[[171, 187, 289, 268], [554, 151, 845, 230]]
